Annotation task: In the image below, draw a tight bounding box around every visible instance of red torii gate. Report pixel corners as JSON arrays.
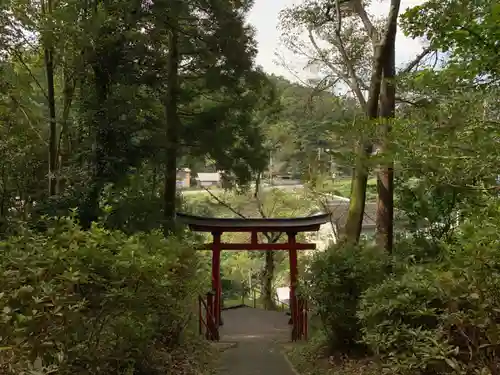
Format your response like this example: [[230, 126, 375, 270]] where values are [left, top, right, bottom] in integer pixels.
[[177, 212, 330, 341]]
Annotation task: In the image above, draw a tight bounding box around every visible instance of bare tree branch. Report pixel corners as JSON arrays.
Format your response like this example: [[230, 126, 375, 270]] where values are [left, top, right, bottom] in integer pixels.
[[9, 95, 48, 146], [274, 50, 316, 87], [351, 0, 378, 48], [253, 173, 267, 218], [202, 185, 281, 243], [334, 0, 368, 108], [395, 96, 427, 106], [317, 196, 339, 240], [307, 30, 349, 82], [431, 52, 440, 69], [306, 75, 341, 109], [254, 174, 281, 242], [8, 47, 49, 102], [401, 46, 433, 73], [307, 28, 367, 107], [203, 187, 246, 219]]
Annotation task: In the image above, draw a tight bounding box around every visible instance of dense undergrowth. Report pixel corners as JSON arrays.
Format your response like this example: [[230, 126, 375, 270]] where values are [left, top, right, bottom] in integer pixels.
[[293, 205, 500, 375], [0, 218, 214, 375]]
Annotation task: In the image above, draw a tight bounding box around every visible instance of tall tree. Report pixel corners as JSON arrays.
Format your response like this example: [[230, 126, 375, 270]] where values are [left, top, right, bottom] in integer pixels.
[[40, 0, 57, 196], [0, 0, 271, 235], [279, 0, 404, 244], [374, 0, 399, 251], [146, 0, 271, 234], [161, 1, 181, 235]]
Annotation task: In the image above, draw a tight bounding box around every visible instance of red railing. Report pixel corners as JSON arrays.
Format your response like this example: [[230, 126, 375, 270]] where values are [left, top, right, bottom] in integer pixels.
[[198, 292, 219, 341], [299, 297, 308, 340], [244, 284, 290, 311], [291, 297, 308, 341]]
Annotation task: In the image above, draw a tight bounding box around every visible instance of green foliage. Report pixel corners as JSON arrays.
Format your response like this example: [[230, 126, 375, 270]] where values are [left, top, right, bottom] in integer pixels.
[[260, 75, 362, 180], [1, 0, 276, 232], [273, 0, 500, 373], [391, 235, 448, 266], [304, 243, 390, 353], [98, 167, 169, 234], [284, 334, 380, 375], [359, 227, 500, 375], [0, 218, 213, 375], [285, 334, 332, 374], [311, 178, 377, 201], [401, 0, 500, 81], [394, 68, 500, 245]]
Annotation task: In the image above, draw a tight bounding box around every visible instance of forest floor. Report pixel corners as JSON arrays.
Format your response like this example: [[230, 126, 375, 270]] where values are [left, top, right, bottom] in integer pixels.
[[216, 307, 298, 375]]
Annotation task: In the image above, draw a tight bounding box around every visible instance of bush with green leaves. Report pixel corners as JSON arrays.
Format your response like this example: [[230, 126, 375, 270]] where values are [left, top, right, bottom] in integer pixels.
[[304, 242, 390, 354], [392, 234, 449, 266], [359, 226, 500, 375], [0, 218, 213, 375]]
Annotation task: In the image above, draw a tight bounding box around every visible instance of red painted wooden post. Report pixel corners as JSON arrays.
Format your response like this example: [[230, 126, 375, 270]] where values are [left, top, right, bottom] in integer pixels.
[[251, 231, 258, 245], [298, 298, 304, 340], [212, 231, 222, 327], [206, 292, 214, 340], [288, 232, 298, 341], [250, 231, 258, 308], [304, 300, 309, 340], [297, 298, 301, 340]]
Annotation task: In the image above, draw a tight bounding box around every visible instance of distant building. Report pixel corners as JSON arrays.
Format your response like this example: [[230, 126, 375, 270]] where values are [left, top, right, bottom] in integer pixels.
[[176, 168, 191, 189], [306, 198, 393, 251], [306, 197, 413, 252], [195, 172, 222, 188]]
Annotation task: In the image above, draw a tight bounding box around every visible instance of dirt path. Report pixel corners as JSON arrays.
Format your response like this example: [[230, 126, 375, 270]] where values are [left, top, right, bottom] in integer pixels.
[[217, 307, 297, 375]]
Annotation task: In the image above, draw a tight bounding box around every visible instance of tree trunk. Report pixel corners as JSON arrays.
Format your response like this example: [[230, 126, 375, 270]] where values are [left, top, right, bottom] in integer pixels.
[[162, 18, 180, 236], [376, 0, 399, 252], [261, 249, 276, 310], [344, 145, 370, 241], [253, 174, 276, 309], [344, 0, 401, 243], [79, 69, 109, 229], [0, 164, 7, 236], [57, 62, 77, 193], [42, 0, 58, 196], [376, 60, 395, 252], [343, 43, 385, 242]]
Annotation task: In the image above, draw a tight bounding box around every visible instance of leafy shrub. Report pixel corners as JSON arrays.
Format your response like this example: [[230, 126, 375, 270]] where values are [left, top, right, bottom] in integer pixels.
[[0, 218, 213, 375], [392, 235, 449, 266], [285, 331, 380, 375], [359, 230, 500, 375], [284, 332, 331, 375], [304, 242, 390, 354]]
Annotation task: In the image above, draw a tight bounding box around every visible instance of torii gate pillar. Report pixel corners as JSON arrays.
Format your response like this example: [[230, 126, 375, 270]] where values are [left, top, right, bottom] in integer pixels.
[[288, 232, 298, 330], [211, 232, 222, 327]]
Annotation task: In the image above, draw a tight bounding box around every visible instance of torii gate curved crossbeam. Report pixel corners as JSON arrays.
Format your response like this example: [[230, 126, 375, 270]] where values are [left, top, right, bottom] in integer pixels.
[[176, 212, 330, 341]]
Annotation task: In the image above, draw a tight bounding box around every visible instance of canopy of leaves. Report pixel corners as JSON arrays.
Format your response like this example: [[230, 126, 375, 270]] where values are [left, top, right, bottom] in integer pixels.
[[401, 0, 500, 82]]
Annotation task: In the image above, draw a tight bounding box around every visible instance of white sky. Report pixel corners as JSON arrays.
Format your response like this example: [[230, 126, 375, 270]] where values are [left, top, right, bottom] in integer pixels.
[[247, 0, 427, 81]]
